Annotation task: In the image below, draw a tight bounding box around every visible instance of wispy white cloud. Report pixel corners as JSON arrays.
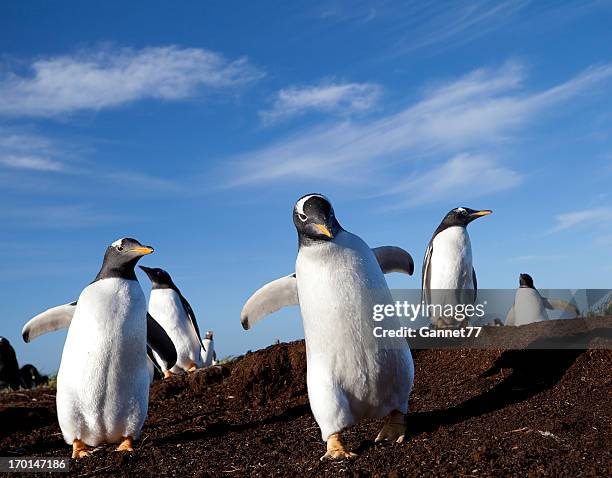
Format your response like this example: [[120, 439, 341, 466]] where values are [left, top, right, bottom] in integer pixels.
[[0, 128, 71, 173], [551, 207, 612, 232], [314, 1, 529, 54], [225, 61, 612, 205], [0, 46, 263, 117], [395, 0, 529, 53], [0, 127, 182, 193], [260, 81, 381, 124], [0, 155, 64, 171], [383, 154, 521, 207]]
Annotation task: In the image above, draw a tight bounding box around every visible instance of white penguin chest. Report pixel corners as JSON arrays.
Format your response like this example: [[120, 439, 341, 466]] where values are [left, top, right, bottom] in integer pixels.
[[148, 289, 201, 367], [68, 278, 147, 354], [295, 232, 393, 355], [429, 226, 473, 289], [514, 288, 548, 325]]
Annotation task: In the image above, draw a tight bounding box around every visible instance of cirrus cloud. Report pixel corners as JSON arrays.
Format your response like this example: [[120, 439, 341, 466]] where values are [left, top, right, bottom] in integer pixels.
[[260, 80, 381, 124], [0, 46, 264, 117], [224, 60, 612, 209]]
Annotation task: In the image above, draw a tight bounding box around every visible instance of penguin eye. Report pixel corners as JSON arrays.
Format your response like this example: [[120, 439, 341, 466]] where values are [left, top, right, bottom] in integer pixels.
[[116, 245, 124, 251], [298, 213, 308, 222]]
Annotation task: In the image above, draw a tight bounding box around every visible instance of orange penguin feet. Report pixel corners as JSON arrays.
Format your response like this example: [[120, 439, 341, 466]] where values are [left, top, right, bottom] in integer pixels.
[[72, 439, 93, 459], [320, 432, 358, 461], [115, 436, 134, 453], [375, 410, 406, 444]]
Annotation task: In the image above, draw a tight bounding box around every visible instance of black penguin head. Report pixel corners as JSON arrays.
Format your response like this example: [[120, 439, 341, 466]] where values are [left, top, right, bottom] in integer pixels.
[[0, 336, 12, 351], [519, 273, 535, 288], [439, 207, 492, 229], [431, 207, 491, 238], [95, 238, 154, 281], [205, 330, 214, 340], [293, 194, 342, 245], [139, 266, 176, 290]]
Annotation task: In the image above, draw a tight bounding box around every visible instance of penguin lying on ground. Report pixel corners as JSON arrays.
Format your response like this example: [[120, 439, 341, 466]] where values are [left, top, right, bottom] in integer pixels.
[[20, 364, 48, 389], [0, 337, 22, 390], [241, 194, 415, 460], [139, 266, 205, 377], [21, 238, 177, 458], [201, 331, 217, 367], [505, 273, 580, 326], [422, 207, 492, 327]]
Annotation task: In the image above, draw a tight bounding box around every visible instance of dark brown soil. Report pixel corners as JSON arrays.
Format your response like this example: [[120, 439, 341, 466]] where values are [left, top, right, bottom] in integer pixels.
[[1, 317, 611, 477]]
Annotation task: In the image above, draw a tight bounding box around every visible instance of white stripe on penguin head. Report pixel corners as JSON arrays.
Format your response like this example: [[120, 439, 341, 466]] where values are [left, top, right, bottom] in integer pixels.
[[295, 194, 330, 215]]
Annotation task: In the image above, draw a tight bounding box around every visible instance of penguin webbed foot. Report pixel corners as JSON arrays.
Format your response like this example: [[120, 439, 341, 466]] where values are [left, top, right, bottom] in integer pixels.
[[375, 410, 406, 444], [72, 439, 94, 459], [163, 370, 174, 379], [115, 436, 134, 453], [320, 432, 358, 461]]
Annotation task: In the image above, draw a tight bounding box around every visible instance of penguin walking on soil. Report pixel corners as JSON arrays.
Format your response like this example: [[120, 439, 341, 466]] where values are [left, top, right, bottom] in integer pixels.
[[0, 337, 22, 390], [139, 266, 205, 377], [241, 194, 415, 460], [422, 207, 492, 327], [201, 331, 217, 367], [506, 273, 580, 326], [21, 238, 177, 458]]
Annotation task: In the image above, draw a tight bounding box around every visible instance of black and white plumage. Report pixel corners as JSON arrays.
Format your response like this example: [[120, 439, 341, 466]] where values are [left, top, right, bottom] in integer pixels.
[[21, 238, 177, 457], [421, 207, 491, 327], [20, 364, 48, 389], [0, 337, 22, 390], [506, 273, 580, 326], [241, 194, 414, 459], [139, 266, 204, 374], [201, 331, 217, 367]]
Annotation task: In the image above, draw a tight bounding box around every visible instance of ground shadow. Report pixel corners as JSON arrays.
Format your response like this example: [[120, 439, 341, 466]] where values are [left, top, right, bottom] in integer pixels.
[[407, 329, 610, 436], [155, 403, 311, 446]]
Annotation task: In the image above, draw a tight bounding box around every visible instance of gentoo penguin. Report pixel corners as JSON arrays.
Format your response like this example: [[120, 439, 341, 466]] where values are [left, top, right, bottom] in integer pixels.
[[506, 273, 580, 326], [21, 238, 177, 458], [241, 194, 415, 460], [139, 266, 204, 377], [0, 337, 22, 390], [422, 207, 492, 327], [20, 364, 48, 389], [201, 331, 217, 367]]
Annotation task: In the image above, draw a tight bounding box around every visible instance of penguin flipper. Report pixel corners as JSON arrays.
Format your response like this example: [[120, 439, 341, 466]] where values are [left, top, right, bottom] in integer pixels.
[[543, 298, 580, 316], [421, 242, 434, 304], [241, 274, 298, 330], [505, 305, 516, 326], [147, 313, 178, 370], [22, 301, 77, 343], [179, 293, 205, 351], [472, 267, 478, 302], [372, 247, 414, 275]]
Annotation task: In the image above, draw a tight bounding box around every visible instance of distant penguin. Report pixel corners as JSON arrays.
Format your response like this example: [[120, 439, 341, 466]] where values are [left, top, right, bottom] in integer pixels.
[[201, 331, 217, 367], [139, 266, 204, 377], [241, 194, 415, 460], [422, 207, 492, 327], [20, 364, 48, 389], [21, 238, 177, 458], [506, 273, 580, 326], [0, 337, 21, 390]]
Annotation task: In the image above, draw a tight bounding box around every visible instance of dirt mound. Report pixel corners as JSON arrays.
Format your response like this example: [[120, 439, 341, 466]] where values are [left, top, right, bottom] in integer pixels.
[[0, 317, 610, 477]]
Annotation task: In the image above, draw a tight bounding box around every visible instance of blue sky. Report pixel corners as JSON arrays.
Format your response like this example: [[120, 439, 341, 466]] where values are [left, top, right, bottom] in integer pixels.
[[1, 1, 612, 373]]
